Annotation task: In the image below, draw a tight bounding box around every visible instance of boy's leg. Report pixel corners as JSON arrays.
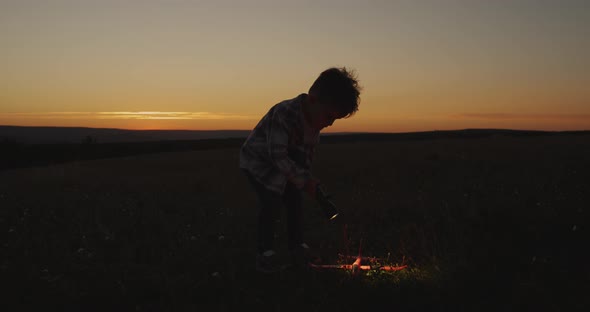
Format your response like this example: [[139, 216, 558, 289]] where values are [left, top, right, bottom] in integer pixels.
[[284, 181, 319, 267], [242, 170, 281, 254], [282, 181, 303, 251]]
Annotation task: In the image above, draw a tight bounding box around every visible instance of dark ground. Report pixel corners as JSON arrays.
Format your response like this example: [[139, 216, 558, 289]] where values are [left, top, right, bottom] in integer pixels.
[[1, 130, 588, 311]]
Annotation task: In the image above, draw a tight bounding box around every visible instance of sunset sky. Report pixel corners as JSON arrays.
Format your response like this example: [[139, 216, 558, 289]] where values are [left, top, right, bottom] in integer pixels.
[[1, 0, 589, 132]]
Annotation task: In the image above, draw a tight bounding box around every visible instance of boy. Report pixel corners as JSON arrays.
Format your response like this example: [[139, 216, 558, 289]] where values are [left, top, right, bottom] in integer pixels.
[[240, 67, 361, 273]]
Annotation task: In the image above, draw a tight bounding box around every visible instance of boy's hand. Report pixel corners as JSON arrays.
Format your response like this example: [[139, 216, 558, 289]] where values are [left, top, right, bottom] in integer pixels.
[[304, 178, 320, 199], [316, 184, 334, 202], [316, 184, 338, 220]]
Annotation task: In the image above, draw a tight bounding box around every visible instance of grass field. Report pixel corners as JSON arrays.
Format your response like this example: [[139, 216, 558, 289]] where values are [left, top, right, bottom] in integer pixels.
[[1, 133, 589, 311]]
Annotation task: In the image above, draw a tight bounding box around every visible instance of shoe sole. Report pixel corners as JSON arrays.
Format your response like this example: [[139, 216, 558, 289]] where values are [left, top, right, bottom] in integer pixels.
[[256, 263, 289, 274]]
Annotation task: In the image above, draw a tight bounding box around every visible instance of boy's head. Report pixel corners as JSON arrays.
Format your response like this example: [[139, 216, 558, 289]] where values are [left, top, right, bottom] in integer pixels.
[[306, 67, 361, 130]]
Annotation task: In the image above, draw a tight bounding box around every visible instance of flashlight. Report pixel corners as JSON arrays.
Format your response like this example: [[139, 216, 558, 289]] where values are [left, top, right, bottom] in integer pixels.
[[316, 184, 338, 220]]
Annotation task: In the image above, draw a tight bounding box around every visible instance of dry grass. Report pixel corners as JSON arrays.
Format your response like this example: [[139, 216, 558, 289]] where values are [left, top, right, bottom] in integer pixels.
[[1, 134, 589, 311]]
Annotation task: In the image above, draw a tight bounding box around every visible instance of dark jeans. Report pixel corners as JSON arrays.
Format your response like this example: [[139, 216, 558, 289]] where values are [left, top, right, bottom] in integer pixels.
[[242, 169, 303, 254]]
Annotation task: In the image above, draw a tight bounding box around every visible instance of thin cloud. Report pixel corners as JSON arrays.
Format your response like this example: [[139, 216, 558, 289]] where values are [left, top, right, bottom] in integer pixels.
[[453, 113, 590, 120], [1, 111, 254, 120]]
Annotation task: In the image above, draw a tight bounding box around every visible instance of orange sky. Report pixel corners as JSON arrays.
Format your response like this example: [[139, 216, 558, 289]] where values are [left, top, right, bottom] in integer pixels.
[[1, 0, 589, 132]]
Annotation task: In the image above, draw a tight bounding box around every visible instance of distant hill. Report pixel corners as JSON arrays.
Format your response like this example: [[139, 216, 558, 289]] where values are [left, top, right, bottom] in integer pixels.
[[1, 125, 588, 145], [0, 126, 251, 144], [1, 126, 588, 170]]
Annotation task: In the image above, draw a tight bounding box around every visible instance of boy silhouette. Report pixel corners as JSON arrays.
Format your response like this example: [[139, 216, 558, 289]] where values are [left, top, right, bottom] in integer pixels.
[[240, 67, 361, 273]]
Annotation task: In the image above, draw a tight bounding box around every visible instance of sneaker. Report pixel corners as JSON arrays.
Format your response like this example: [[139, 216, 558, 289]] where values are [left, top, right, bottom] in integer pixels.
[[289, 243, 320, 269], [256, 250, 283, 274]]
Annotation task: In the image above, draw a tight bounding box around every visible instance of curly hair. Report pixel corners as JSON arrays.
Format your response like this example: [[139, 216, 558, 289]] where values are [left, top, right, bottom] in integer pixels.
[[308, 67, 361, 118]]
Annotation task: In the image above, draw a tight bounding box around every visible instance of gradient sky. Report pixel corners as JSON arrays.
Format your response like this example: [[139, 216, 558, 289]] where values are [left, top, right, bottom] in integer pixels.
[[1, 0, 589, 132]]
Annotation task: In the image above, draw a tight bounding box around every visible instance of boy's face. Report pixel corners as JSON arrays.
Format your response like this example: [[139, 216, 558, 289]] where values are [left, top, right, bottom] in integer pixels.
[[316, 106, 344, 130], [306, 94, 345, 131]]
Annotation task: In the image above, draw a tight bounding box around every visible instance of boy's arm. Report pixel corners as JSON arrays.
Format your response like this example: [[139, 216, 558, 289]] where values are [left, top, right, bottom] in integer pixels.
[[267, 109, 316, 192]]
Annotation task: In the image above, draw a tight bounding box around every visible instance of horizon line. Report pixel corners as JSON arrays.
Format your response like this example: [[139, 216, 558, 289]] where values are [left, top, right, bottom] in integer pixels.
[[1, 124, 588, 134]]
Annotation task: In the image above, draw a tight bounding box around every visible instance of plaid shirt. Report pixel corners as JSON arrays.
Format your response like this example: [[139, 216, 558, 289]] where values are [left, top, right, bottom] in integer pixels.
[[240, 93, 320, 194]]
